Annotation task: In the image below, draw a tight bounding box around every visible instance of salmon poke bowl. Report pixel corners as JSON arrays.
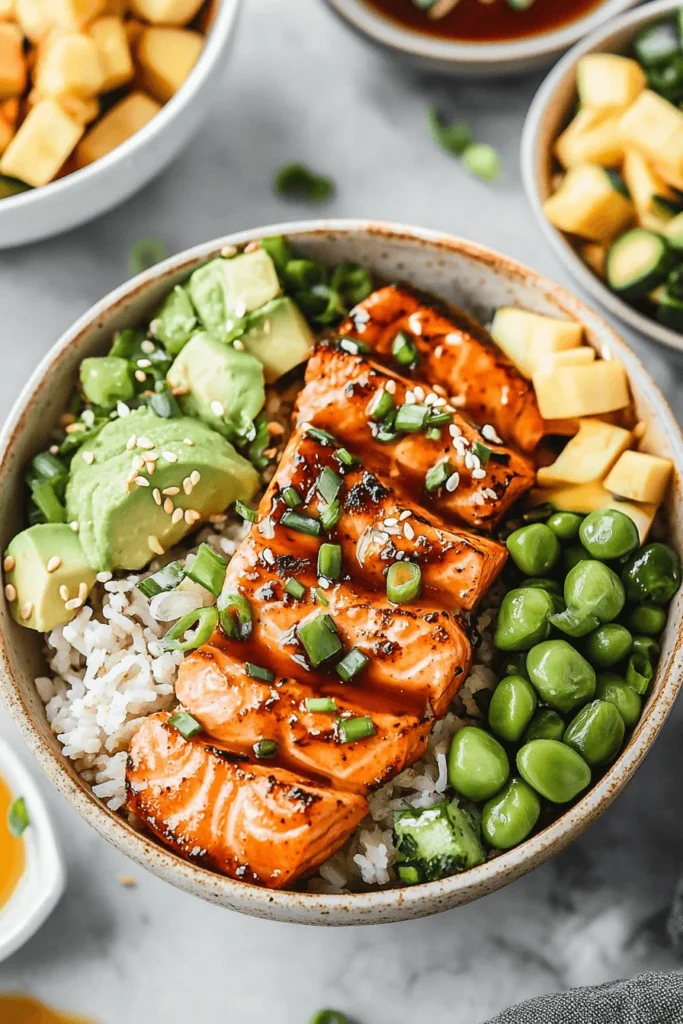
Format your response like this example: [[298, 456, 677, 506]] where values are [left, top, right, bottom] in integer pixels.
[[1, 221, 682, 925]]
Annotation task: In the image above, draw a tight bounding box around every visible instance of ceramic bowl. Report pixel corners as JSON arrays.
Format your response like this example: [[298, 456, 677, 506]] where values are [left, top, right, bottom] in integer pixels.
[[0, 0, 240, 250], [0, 220, 681, 926], [521, 0, 683, 353], [324, 0, 639, 76], [0, 738, 64, 962]]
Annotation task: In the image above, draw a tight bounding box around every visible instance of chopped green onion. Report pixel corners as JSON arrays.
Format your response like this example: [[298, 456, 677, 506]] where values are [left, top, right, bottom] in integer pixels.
[[305, 696, 338, 713], [282, 486, 302, 508], [281, 509, 323, 536], [425, 409, 451, 428], [245, 662, 275, 683], [425, 460, 451, 494], [31, 481, 66, 524], [284, 258, 326, 290], [397, 864, 421, 885], [367, 389, 395, 422], [315, 587, 330, 607], [129, 237, 169, 274], [168, 710, 203, 739], [318, 542, 342, 580], [297, 614, 342, 666], [253, 739, 278, 759], [336, 647, 370, 682], [136, 560, 185, 599], [218, 592, 253, 641], [297, 284, 346, 325], [186, 543, 227, 597], [338, 715, 375, 744], [259, 235, 294, 274], [426, 427, 442, 442], [235, 500, 258, 523], [395, 403, 430, 433], [337, 337, 372, 355], [472, 440, 491, 465], [32, 451, 65, 482], [248, 413, 271, 471], [320, 499, 342, 530], [426, 107, 472, 156], [163, 606, 218, 652], [273, 163, 334, 203], [392, 331, 418, 367], [317, 466, 343, 505], [8, 796, 29, 838], [462, 142, 501, 183], [284, 577, 306, 600], [305, 425, 338, 447], [376, 412, 399, 444], [148, 390, 181, 419], [334, 447, 357, 469], [330, 263, 373, 307], [387, 561, 422, 604], [309, 1012, 348, 1024]]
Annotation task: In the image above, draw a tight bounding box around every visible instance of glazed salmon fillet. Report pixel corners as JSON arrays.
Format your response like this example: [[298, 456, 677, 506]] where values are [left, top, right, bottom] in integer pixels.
[[337, 286, 544, 453], [295, 349, 535, 531], [127, 713, 367, 889]]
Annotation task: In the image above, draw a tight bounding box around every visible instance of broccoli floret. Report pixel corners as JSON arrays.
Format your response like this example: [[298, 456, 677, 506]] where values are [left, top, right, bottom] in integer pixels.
[[393, 800, 485, 884]]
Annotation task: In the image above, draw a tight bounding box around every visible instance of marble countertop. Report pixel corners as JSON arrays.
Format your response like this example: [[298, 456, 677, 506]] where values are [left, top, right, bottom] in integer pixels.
[[2, 2, 683, 1021]]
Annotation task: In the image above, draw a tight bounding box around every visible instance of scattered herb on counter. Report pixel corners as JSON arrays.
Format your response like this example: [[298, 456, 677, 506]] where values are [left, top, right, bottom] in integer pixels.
[[129, 237, 169, 275], [8, 796, 29, 838], [273, 163, 335, 203], [426, 108, 501, 182]]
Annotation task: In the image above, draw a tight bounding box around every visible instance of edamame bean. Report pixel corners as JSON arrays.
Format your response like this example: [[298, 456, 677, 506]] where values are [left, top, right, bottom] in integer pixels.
[[506, 524, 560, 577], [522, 708, 566, 743], [518, 577, 562, 595], [563, 700, 625, 766], [488, 675, 538, 743], [517, 739, 591, 804], [551, 560, 625, 637], [627, 603, 667, 636], [526, 639, 596, 714], [621, 543, 682, 604], [596, 673, 642, 728], [547, 511, 584, 542], [494, 588, 554, 652], [482, 777, 541, 851], [625, 652, 653, 696], [448, 726, 510, 802], [564, 544, 593, 572], [582, 624, 632, 669], [579, 508, 639, 561], [632, 635, 660, 662]]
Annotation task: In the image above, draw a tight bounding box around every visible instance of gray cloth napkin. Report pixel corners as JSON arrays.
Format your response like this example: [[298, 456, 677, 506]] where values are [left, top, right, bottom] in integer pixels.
[[485, 971, 683, 1023]]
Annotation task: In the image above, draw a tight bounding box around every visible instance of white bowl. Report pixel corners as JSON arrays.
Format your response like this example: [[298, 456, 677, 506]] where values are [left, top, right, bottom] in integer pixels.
[[324, 0, 639, 76], [0, 0, 240, 250], [521, 0, 683, 353], [0, 738, 64, 963]]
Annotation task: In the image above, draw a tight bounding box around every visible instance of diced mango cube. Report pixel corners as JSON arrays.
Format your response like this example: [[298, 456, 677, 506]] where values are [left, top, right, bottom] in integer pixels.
[[0, 0, 16, 18], [543, 164, 633, 243], [90, 16, 134, 91], [577, 54, 646, 111], [532, 359, 630, 419], [0, 23, 26, 99], [135, 26, 203, 103], [129, 0, 204, 25], [604, 449, 674, 504], [17, 0, 105, 40], [490, 307, 582, 379], [75, 90, 160, 167], [59, 93, 100, 124], [35, 33, 105, 98], [654, 160, 683, 192], [579, 242, 607, 278], [0, 97, 83, 185], [619, 91, 683, 175], [536, 418, 632, 486], [539, 346, 596, 372], [622, 148, 677, 216], [554, 108, 624, 169], [0, 117, 13, 155]]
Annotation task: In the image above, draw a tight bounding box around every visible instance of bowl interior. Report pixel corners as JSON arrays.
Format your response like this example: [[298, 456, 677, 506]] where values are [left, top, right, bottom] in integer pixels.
[[1, 221, 682, 925]]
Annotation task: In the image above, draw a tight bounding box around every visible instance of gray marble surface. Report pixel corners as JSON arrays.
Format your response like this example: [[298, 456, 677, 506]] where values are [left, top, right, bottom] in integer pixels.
[[1, 1, 683, 1021]]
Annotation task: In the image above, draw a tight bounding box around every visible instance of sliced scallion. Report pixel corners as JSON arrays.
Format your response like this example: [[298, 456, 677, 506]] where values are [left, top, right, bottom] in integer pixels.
[[253, 739, 278, 759], [8, 796, 29, 838], [305, 425, 337, 446], [367, 389, 394, 422], [425, 460, 451, 494], [338, 715, 375, 744], [472, 440, 491, 465], [284, 577, 306, 600], [235, 500, 258, 523], [305, 696, 337, 713], [320, 499, 342, 530], [245, 662, 275, 683], [218, 592, 253, 641], [163, 606, 218, 652], [273, 163, 334, 203], [426, 427, 442, 442], [462, 142, 501, 183], [129, 237, 169, 274], [395, 403, 429, 433], [31, 481, 66, 524], [387, 561, 422, 604], [318, 542, 342, 580], [336, 647, 369, 682], [334, 447, 358, 469], [425, 409, 451, 428], [315, 587, 330, 607], [392, 331, 418, 367], [297, 614, 342, 666], [136, 560, 185, 599], [186, 543, 227, 597], [282, 486, 302, 508], [281, 509, 323, 537], [168, 710, 203, 739], [397, 864, 421, 885], [316, 466, 343, 505], [337, 336, 372, 355]]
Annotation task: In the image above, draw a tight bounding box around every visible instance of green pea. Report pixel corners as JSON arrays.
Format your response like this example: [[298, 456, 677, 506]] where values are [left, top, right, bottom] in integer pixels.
[[517, 739, 591, 804], [564, 544, 593, 572], [563, 699, 625, 766], [625, 651, 653, 695], [551, 560, 625, 636], [482, 777, 541, 851], [518, 577, 562, 595], [547, 511, 584, 541], [582, 624, 632, 668], [621, 542, 682, 605], [526, 639, 596, 714], [448, 726, 510, 802], [579, 508, 639, 561], [506, 524, 560, 576], [522, 708, 566, 743], [499, 652, 530, 680], [494, 587, 554, 652], [596, 672, 642, 728], [627, 603, 667, 636], [632, 634, 660, 662], [488, 675, 538, 743]]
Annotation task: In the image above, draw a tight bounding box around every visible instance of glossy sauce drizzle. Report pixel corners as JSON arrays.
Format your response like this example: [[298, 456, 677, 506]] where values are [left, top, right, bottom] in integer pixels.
[[0, 775, 25, 910], [0, 995, 94, 1024]]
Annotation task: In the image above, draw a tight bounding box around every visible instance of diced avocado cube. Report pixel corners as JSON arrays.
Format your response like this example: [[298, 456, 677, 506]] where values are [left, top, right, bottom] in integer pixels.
[[80, 356, 134, 410], [241, 297, 315, 382], [4, 524, 96, 632], [188, 249, 281, 341], [154, 284, 197, 356], [166, 332, 265, 439], [393, 800, 485, 882]]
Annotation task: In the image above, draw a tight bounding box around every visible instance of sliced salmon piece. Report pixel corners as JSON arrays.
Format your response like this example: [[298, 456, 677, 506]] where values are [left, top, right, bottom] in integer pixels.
[[295, 348, 535, 531], [127, 712, 367, 890], [176, 645, 431, 793], [337, 285, 544, 452]]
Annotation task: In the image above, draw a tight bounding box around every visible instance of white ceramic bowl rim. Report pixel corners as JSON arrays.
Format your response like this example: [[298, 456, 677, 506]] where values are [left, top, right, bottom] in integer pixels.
[[521, 0, 683, 352], [327, 0, 639, 63], [1, 219, 682, 923], [0, 0, 240, 216]]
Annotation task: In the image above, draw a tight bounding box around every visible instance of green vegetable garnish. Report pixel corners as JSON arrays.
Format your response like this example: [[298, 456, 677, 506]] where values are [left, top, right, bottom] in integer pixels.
[[282, 486, 302, 508], [387, 561, 422, 604], [136, 561, 185, 599], [218, 592, 253, 641], [253, 739, 278, 758], [273, 163, 335, 203], [462, 143, 501, 183], [8, 796, 29, 838], [318, 542, 343, 580], [284, 577, 306, 600], [163, 607, 218, 652], [426, 107, 472, 156], [330, 263, 373, 308], [305, 697, 338, 713], [245, 662, 275, 683], [336, 647, 369, 682], [316, 466, 343, 505], [186, 543, 227, 597], [320, 499, 342, 530], [425, 460, 451, 493], [129, 237, 169, 274], [297, 614, 342, 666], [168, 711, 204, 739], [234, 501, 258, 523], [392, 331, 418, 367], [281, 509, 323, 537], [472, 440, 491, 464], [338, 715, 375, 743]]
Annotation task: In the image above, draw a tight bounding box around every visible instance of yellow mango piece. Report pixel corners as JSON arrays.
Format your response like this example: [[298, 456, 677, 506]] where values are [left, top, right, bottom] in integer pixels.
[[528, 483, 656, 543], [0, 23, 25, 99], [539, 346, 596, 373], [543, 418, 581, 436], [0, 0, 16, 18], [129, 0, 203, 25], [536, 418, 632, 486], [0, 117, 13, 155], [0, 97, 18, 127], [554, 108, 624, 169], [543, 164, 633, 243], [75, 90, 160, 167], [35, 34, 105, 98], [135, 26, 203, 103], [654, 160, 683, 192], [604, 449, 674, 504], [619, 91, 683, 172], [490, 307, 582, 379], [90, 16, 134, 91], [0, 97, 83, 185], [622, 148, 677, 217], [16, 0, 104, 40], [579, 242, 607, 278], [532, 360, 630, 419], [59, 93, 99, 124], [577, 54, 646, 111]]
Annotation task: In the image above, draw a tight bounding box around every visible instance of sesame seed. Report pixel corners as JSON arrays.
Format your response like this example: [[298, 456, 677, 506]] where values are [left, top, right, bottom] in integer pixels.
[[137, 358, 152, 369], [465, 451, 475, 470], [96, 571, 113, 583], [134, 476, 150, 487], [399, 510, 412, 521], [472, 467, 487, 480], [58, 585, 69, 601], [78, 581, 88, 602], [404, 522, 415, 540], [171, 386, 189, 397], [131, 455, 144, 472], [434, 345, 443, 359], [268, 421, 284, 436], [152, 488, 162, 506], [161, 451, 178, 463], [3, 555, 14, 572], [82, 450, 94, 465], [184, 509, 200, 525], [413, 385, 425, 402], [384, 517, 398, 527], [4, 584, 16, 602], [183, 478, 193, 495], [162, 486, 180, 496], [137, 437, 154, 450], [145, 451, 159, 461], [70, 521, 79, 532], [20, 601, 32, 620], [472, 492, 485, 506], [184, 438, 194, 447], [126, 435, 137, 451], [233, 299, 247, 318], [233, 339, 245, 351], [59, 413, 75, 426], [145, 460, 156, 475], [482, 424, 503, 444], [210, 400, 225, 417], [163, 498, 174, 515], [65, 422, 85, 434], [446, 472, 460, 493], [500, 386, 510, 406], [148, 319, 161, 337], [244, 241, 260, 254], [82, 409, 95, 427], [263, 547, 275, 566], [141, 339, 155, 354], [46, 556, 61, 573], [172, 508, 184, 525], [64, 597, 83, 611], [385, 379, 396, 395], [221, 244, 238, 258], [448, 424, 462, 438], [148, 535, 164, 555], [190, 471, 201, 486], [117, 402, 130, 418], [49, 445, 59, 455], [404, 390, 416, 405], [318, 576, 331, 590], [482, 488, 498, 500], [135, 370, 147, 383], [408, 313, 423, 335]]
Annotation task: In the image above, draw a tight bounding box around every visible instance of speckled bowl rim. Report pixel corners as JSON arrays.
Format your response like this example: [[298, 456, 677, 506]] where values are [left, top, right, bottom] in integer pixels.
[[521, 0, 683, 353], [1, 219, 682, 925]]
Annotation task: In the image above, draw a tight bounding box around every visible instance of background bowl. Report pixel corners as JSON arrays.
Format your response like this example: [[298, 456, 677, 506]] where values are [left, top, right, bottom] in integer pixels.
[[0, 0, 240, 251], [521, 0, 683, 353], [324, 0, 639, 76], [0, 220, 682, 926]]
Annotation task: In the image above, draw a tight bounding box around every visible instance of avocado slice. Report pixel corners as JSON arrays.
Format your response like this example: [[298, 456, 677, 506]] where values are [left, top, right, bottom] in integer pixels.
[[80, 356, 135, 410], [241, 297, 315, 382], [188, 249, 281, 342], [66, 408, 259, 572], [166, 332, 265, 439], [4, 524, 96, 632], [154, 285, 197, 356]]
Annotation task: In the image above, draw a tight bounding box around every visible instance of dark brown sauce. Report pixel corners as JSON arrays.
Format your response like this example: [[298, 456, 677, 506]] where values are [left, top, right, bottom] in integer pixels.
[[362, 0, 603, 43]]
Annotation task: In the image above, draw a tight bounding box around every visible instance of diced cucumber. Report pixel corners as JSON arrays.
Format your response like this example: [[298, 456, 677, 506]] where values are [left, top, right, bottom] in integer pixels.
[[633, 19, 680, 67], [656, 289, 683, 330], [605, 170, 630, 200], [666, 211, 683, 251], [647, 54, 683, 102], [606, 229, 672, 298], [651, 193, 683, 220]]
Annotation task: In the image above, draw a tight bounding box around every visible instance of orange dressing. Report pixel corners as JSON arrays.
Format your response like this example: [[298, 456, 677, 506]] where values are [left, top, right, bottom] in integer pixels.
[[0, 775, 25, 910], [0, 995, 94, 1024]]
